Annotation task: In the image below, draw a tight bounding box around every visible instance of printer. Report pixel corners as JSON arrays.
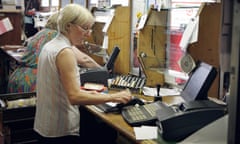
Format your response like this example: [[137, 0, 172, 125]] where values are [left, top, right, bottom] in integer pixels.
[[79, 46, 120, 86], [80, 67, 109, 86], [156, 100, 227, 142]]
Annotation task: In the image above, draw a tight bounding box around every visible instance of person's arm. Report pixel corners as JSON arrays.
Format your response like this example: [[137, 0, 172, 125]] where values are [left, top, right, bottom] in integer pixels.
[[72, 46, 101, 68], [56, 48, 132, 105]]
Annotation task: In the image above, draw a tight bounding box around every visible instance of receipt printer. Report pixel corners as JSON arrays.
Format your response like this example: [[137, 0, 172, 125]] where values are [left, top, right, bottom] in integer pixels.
[[156, 100, 227, 142], [80, 68, 109, 86]]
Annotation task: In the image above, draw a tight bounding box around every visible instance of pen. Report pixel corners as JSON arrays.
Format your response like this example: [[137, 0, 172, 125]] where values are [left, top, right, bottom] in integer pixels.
[[154, 84, 162, 102]]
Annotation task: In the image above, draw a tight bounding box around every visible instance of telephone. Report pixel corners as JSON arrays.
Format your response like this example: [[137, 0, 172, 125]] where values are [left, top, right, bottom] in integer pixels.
[[95, 97, 145, 113], [156, 100, 227, 142]]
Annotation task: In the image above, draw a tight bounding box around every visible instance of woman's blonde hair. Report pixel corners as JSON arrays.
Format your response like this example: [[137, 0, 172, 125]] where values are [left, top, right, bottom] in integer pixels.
[[45, 12, 60, 30], [57, 4, 95, 34]]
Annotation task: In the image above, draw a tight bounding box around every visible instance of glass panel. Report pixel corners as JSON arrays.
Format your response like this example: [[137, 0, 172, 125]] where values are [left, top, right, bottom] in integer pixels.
[[73, 0, 86, 7], [133, 1, 204, 87], [51, 0, 59, 7], [166, 2, 201, 84], [61, 0, 70, 8], [41, 0, 50, 7]]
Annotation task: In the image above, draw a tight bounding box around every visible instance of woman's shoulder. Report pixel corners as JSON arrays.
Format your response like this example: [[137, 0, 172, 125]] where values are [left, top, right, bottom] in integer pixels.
[[27, 28, 57, 44], [37, 28, 57, 36]]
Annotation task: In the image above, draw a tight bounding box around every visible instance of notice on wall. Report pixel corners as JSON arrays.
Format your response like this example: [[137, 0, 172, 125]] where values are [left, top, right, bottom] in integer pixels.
[[0, 17, 13, 35]]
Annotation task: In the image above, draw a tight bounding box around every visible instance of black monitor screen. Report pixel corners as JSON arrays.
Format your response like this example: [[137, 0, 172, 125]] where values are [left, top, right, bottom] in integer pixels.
[[180, 62, 217, 102], [105, 46, 120, 71]]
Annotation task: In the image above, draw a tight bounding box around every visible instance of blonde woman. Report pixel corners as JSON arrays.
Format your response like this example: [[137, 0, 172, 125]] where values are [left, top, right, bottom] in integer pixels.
[[34, 4, 132, 144]]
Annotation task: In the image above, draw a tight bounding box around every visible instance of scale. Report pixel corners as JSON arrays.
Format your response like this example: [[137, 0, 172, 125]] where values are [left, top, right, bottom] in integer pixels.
[[178, 53, 196, 74]]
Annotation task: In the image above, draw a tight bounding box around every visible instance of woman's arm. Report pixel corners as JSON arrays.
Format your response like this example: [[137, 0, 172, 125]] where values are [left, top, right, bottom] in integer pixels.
[[56, 48, 132, 105], [72, 46, 101, 68]]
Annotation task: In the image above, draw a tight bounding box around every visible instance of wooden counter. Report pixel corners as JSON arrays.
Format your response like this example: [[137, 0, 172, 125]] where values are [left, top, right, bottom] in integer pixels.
[[84, 95, 184, 144]]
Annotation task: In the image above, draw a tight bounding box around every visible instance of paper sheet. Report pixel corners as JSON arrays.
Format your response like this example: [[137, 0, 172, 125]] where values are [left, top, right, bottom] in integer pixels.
[[137, 14, 147, 30], [143, 86, 180, 97], [0, 17, 13, 35], [134, 126, 158, 140], [102, 14, 114, 33], [179, 16, 199, 52]]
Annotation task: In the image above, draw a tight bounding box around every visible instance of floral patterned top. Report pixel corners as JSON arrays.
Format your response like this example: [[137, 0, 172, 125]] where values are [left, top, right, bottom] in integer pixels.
[[7, 28, 57, 93]]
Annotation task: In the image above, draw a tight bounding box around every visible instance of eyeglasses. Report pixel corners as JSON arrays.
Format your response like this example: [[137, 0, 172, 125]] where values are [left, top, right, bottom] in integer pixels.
[[74, 24, 92, 34]]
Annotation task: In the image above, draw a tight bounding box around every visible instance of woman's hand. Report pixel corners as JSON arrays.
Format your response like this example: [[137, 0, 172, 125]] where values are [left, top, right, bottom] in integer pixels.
[[109, 89, 132, 104]]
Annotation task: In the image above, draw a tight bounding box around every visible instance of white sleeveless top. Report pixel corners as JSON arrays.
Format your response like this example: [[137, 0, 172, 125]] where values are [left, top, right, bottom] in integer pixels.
[[34, 33, 81, 137]]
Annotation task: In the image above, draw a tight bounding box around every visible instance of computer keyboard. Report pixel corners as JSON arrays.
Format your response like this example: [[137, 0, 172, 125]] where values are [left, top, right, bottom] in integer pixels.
[[121, 101, 169, 126]]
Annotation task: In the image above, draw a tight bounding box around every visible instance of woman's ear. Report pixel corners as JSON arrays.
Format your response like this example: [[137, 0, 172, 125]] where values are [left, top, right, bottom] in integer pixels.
[[66, 23, 71, 31]]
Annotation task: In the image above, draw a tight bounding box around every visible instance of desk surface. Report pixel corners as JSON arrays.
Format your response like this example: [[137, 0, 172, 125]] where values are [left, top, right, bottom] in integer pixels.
[[85, 95, 184, 144], [0, 45, 25, 62]]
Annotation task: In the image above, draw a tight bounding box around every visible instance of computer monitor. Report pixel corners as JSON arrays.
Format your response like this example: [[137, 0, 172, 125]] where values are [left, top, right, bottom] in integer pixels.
[[104, 46, 120, 71], [180, 61, 218, 102]]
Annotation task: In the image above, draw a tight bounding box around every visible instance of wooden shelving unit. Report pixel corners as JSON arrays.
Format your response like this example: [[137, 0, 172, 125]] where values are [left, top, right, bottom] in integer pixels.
[[137, 9, 168, 87], [90, 5, 131, 75], [0, 10, 22, 46]]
